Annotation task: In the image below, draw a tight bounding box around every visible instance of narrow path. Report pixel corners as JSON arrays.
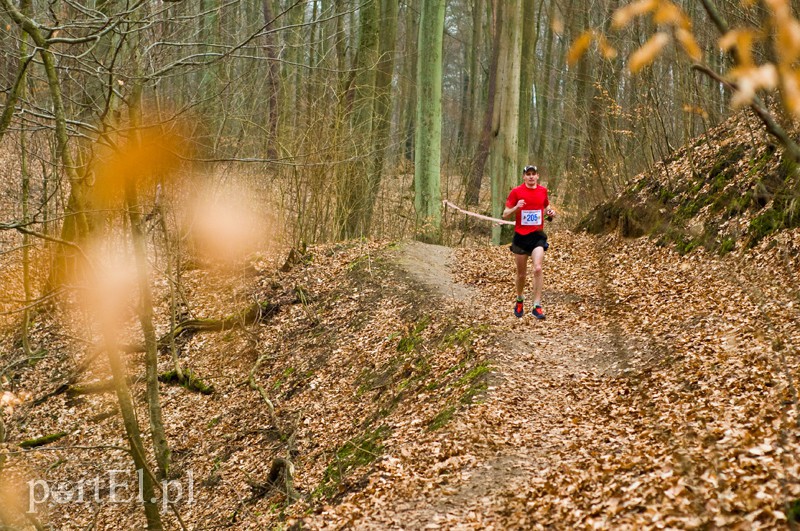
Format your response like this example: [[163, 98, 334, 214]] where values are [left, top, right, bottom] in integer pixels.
[[330, 230, 800, 529], [361, 234, 658, 528]]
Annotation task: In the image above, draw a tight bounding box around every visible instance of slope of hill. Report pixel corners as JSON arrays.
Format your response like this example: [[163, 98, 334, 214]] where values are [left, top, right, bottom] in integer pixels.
[[0, 240, 498, 529], [578, 108, 800, 254], [2, 108, 800, 528], [1, 221, 799, 528]]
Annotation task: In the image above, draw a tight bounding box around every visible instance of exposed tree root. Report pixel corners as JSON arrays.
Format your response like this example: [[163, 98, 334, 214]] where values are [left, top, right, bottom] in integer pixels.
[[159, 367, 215, 395], [121, 300, 280, 353], [248, 352, 280, 433], [247, 457, 301, 503], [34, 377, 133, 405], [161, 300, 279, 340]]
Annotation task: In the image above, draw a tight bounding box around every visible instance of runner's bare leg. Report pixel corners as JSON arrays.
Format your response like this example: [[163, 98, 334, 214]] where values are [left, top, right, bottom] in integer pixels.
[[531, 246, 545, 304], [515, 253, 528, 298]]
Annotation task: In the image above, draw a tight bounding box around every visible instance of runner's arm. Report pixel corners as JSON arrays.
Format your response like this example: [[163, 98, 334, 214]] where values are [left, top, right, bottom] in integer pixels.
[[503, 199, 525, 219]]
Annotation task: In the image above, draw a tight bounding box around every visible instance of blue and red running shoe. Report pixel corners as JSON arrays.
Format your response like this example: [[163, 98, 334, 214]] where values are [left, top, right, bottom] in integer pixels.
[[513, 298, 524, 318]]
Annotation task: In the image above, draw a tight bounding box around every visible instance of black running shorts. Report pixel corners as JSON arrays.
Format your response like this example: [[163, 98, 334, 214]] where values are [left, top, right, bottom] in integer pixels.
[[510, 230, 549, 255]]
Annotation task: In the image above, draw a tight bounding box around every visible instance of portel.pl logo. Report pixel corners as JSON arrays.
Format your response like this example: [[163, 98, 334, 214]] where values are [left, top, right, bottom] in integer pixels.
[[27, 469, 194, 514]]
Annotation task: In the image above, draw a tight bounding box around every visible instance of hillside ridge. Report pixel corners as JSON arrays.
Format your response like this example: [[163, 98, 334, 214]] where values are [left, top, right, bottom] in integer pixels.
[[578, 108, 800, 255], [1, 227, 799, 528]]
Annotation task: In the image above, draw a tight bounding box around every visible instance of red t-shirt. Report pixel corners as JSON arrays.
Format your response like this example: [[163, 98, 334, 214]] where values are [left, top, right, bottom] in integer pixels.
[[505, 184, 549, 235]]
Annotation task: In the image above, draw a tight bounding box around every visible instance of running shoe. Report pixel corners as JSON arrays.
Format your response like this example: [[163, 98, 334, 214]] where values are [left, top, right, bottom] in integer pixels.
[[513, 299, 524, 318], [532, 304, 545, 320]]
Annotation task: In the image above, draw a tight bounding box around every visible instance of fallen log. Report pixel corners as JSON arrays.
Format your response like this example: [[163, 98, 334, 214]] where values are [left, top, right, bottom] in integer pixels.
[[19, 432, 67, 449], [121, 300, 280, 353]]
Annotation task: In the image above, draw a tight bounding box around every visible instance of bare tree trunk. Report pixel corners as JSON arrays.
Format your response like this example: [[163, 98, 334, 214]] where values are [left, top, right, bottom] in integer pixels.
[[467, 0, 486, 155], [3, 0, 91, 286], [364, 0, 399, 234], [402, 0, 419, 165], [104, 339, 164, 529], [465, 0, 500, 206], [415, 0, 446, 242], [517, 0, 538, 169], [261, 0, 280, 159], [19, 0, 32, 357], [337, 0, 380, 238], [489, 0, 524, 245], [535, 0, 557, 161], [126, 52, 171, 479]]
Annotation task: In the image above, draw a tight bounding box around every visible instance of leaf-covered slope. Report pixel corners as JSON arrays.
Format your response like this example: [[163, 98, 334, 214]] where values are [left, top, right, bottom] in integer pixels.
[[0, 240, 496, 529], [578, 108, 800, 254]]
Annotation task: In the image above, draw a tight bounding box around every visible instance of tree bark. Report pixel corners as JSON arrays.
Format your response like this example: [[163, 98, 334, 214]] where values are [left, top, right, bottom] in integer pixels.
[[517, 0, 538, 169], [364, 0, 400, 234], [126, 58, 171, 479], [489, 0, 524, 245], [466, 0, 500, 206], [414, 0, 446, 242], [105, 341, 164, 530], [261, 0, 280, 159]]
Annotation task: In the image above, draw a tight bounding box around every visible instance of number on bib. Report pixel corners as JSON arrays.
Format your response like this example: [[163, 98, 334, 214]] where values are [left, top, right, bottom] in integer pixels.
[[521, 209, 542, 226]]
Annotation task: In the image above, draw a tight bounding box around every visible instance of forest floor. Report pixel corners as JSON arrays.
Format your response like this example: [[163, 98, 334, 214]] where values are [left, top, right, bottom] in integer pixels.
[[2, 226, 800, 529], [304, 228, 800, 529]]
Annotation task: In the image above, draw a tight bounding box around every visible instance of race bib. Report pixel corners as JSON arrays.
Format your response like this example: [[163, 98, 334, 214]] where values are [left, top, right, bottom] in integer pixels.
[[521, 209, 542, 226]]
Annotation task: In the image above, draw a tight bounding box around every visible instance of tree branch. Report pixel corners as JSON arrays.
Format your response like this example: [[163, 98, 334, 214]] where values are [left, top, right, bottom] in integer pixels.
[[692, 64, 800, 162]]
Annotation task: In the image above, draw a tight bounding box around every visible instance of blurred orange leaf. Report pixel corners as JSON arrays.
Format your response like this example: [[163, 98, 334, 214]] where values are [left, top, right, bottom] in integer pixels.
[[776, 19, 800, 64], [779, 66, 800, 118], [719, 29, 757, 67], [91, 130, 184, 207], [629, 32, 670, 74], [568, 31, 594, 66], [612, 0, 658, 29], [682, 104, 709, 118], [676, 28, 702, 61], [596, 33, 619, 60], [729, 65, 777, 108], [653, 1, 690, 28], [552, 15, 564, 35]]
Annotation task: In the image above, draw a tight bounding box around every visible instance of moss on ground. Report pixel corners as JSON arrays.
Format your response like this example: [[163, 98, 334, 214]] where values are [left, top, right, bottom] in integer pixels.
[[316, 425, 392, 499]]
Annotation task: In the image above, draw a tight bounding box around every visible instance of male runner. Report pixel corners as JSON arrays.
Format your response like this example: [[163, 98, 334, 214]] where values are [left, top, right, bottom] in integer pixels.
[[501, 165, 556, 319]]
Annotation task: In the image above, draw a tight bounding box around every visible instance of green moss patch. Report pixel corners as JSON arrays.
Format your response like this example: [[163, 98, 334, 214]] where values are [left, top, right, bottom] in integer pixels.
[[317, 425, 391, 499]]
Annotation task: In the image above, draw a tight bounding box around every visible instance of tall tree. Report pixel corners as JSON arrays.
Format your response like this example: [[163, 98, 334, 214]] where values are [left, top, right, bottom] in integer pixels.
[[517, 0, 539, 169], [489, 0, 524, 244], [337, 0, 380, 238], [465, 0, 500, 205], [414, 0, 446, 242], [261, 0, 280, 159], [365, 0, 400, 231]]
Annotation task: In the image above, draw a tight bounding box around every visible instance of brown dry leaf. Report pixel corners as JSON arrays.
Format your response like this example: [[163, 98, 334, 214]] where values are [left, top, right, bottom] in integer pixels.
[[612, 0, 658, 29], [568, 31, 594, 66], [676, 28, 702, 61], [629, 32, 671, 73]]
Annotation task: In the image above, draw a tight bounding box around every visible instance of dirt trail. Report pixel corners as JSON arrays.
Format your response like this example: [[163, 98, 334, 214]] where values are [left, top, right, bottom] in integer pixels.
[[343, 229, 800, 530], [273, 226, 800, 531], [365, 236, 657, 528]]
